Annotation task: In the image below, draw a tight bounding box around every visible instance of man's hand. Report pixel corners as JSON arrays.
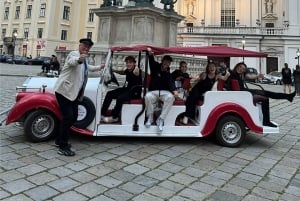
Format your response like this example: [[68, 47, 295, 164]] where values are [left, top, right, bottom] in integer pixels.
[[133, 66, 139, 76]]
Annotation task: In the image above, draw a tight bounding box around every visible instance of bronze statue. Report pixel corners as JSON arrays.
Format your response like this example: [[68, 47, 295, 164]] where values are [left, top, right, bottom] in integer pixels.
[[160, 0, 177, 12]]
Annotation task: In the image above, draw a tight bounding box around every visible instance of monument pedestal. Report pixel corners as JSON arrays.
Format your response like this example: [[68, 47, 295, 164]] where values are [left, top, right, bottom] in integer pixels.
[[92, 6, 183, 52]]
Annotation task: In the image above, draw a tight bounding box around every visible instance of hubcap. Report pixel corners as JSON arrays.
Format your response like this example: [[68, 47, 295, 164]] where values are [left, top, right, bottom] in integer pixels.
[[221, 122, 241, 144]]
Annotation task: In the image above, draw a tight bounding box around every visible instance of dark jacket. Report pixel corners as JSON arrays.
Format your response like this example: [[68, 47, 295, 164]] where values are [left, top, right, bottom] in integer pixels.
[[148, 55, 176, 92]]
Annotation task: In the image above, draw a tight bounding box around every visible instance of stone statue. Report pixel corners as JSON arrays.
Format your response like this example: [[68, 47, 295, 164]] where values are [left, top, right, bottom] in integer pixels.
[[100, 0, 113, 7], [265, 0, 273, 13], [160, 0, 178, 12]]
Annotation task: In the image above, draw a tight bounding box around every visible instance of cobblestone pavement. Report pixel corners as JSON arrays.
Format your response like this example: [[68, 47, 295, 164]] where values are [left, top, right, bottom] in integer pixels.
[[0, 63, 299, 201]]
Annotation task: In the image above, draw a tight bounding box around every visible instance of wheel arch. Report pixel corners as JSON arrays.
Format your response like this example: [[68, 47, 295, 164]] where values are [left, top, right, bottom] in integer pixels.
[[201, 103, 263, 136]]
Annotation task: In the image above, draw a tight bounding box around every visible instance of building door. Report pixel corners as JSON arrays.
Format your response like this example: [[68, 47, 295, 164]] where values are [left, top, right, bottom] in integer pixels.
[[266, 57, 278, 73]]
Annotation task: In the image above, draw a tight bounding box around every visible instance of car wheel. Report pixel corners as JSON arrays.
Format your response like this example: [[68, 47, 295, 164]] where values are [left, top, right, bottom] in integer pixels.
[[276, 80, 281, 85], [73, 96, 96, 128], [215, 115, 246, 147], [24, 110, 58, 142]]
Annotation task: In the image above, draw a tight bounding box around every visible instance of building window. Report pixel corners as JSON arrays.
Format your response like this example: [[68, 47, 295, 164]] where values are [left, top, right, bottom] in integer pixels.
[[2, 29, 6, 39], [4, 7, 9, 20], [40, 3, 46, 17], [37, 28, 43, 38], [221, 0, 235, 27], [88, 9, 94, 22], [63, 6, 70, 20], [26, 5, 32, 18], [24, 28, 29, 39], [61, 30, 67, 40], [87, 32, 92, 39], [15, 6, 20, 19]]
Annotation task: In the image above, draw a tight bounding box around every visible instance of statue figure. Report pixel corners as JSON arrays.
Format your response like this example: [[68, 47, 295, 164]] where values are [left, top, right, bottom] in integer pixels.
[[100, 0, 113, 8], [160, 0, 178, 12], [265, 0, 273, 14]]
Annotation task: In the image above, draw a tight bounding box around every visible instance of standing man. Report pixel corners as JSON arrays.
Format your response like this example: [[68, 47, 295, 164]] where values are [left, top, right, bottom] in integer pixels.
[[282, 63, 292, 93], [54, 38, 102, 156], [145, 48, 179, 132]]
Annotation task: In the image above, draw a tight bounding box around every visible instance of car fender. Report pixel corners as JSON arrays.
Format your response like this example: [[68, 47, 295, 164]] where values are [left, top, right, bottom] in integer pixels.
[[201, 102, 263, 136], [6, 93, 61, 124]]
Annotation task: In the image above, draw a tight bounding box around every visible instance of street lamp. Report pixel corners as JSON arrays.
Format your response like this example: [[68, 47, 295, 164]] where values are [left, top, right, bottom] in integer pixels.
[[241, 36, 246, 61], [12, 31, 18, 64], [296, 48, 300, 65]]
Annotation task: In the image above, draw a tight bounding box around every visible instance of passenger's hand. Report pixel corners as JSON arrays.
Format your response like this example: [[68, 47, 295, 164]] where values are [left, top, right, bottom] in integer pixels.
[[133, 66, 139, 76], [147, 47, 153, 55]]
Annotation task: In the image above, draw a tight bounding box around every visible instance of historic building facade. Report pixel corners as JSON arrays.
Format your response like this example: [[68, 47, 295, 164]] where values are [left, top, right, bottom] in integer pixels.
[[0, 0, 299, 73]]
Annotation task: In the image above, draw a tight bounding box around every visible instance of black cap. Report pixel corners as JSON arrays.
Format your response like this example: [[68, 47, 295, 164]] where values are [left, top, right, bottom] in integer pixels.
[[79, 38, 94, 47]]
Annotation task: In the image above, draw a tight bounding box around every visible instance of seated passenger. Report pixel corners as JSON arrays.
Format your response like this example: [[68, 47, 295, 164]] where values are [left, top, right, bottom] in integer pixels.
[[171, 61, 190, 87], [101, 56, 142, 122], [227, 62, 296, 127], [182, 61, 230, 124]]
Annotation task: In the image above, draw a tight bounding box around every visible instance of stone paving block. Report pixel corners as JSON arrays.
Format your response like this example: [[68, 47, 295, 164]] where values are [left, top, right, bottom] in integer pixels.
[[19, 155, 45, 164], [38, 158, 66, 169], [16, 164, 46, 176], [52, 190, 88, 201], [284, 185, 300, 196], [123, 163, 149, 175], [1, 179, 35, 194], [192, 159, 221, 171], [108, 146, 131, 155], [132, 192, 164, 201], [257, 180, 286, 193], [103, 159, 127, 170], [138, 158, 161, 169], [180, 152, 203, 162], [93, 152, 117, 161], [89, 195, 115, 201], [169, 156, 194, 167], [0, 170, 25, 182], [178, 188, 207, 201], [27, 172, 58, 185], [0, 189, 10, 200], [261, 175, 289, 186], [48, 166, 74, 177], [0, 159, 27, 170], [65, 161, 88, 171], [146, 185, 175, 200], [48, 177, 80, 192], [120, 181, 147, 194], [236, 172, 262, 183], [252, 186, 280, 200], [242, 164, 269, 177], [69, 171, 97, 183], [280, 192, 300, 201], [242, 194, 271, 201], [221, 183, 249, 196], [189, 181, 217, 194], [145, 169, 172, 181], [75, 182, 107, 198], [208, 169, 233, 180], [132, 175, 159, 187], [148, 154, 171, 163], [24, 185, 59, 200], [116, 155, 138, 164], [160, 148, 182, 158], [0, 146, 15, 154], [159, 162, 184, 173], [0, 152, 21, 161], [94, 175, 123, 188], [210, 190, 241, 201], [200, 175, 227, 187], [158, 180, 184, 192], [279, 156, 300, 169], [109, 169, 136, 182], [169, 195, 197, 201], [227, 157, 250, 167], [126, 150, 151, 160], [1, 194, 33, 201], [182, 166, 206, 178], [168, 172, 197, 185], [104, 188, 134, 201], [79, 156, 103, 166], [86, 164, 114, 177]]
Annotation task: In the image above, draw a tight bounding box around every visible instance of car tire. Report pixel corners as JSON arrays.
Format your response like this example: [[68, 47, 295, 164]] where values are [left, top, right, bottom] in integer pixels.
[[24, 109, 58, 142], [73, 96, 96, 128], [215, 115, 246, 147]]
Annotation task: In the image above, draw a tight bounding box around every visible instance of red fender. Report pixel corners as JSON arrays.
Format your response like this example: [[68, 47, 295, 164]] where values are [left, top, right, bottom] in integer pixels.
[[6, 92, 62, 125], [201, 103, 263, 136]]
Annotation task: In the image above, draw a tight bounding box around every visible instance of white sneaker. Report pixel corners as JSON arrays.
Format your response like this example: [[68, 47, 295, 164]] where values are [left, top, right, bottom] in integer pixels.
[[104, 116, 119, 123], [182, 116, 188, 124], [156, 117, 164, 132], [145, 114, 153, 128]]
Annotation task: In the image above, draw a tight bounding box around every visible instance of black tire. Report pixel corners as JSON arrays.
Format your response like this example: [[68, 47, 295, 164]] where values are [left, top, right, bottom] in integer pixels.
[[24, 110, 58, 142], [73, 96, 96, 128], [215, 115, 246, 147]]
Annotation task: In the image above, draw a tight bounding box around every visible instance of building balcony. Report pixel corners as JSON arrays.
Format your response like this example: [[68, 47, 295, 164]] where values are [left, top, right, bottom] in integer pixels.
[[177, 26, 286, 36]]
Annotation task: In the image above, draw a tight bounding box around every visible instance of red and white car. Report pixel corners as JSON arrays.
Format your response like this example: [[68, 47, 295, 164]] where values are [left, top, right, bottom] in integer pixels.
[[1, 45, 278, 147]]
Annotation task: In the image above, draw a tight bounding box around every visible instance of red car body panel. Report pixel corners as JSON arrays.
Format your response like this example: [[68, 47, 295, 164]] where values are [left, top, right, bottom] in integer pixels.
[[6, 92, 62, 124]]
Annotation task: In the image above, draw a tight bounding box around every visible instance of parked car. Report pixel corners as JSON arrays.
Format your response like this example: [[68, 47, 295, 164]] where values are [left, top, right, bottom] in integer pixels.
[[245, 67, 258, 82], [263, 71, 282, 85], [0, 54, 13, 63], [6, 55, 28, 64], [25, 56, 51, 65], [1, 45, 278, 148]]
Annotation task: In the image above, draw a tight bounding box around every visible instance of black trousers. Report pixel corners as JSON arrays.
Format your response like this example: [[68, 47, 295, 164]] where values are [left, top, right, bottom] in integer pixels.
[[55, 92, 79, 149], [184, 84, 204, 118], [101, 87, 139, 118]]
